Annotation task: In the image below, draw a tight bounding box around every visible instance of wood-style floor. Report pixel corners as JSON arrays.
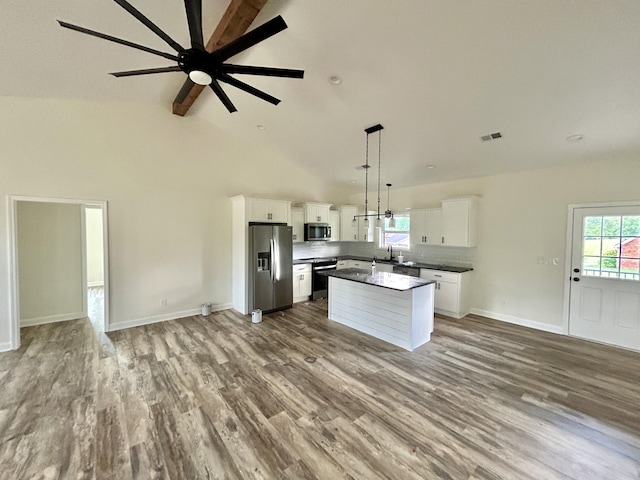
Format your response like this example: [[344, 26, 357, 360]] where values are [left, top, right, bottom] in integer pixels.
[[1, 301, 639, 479]]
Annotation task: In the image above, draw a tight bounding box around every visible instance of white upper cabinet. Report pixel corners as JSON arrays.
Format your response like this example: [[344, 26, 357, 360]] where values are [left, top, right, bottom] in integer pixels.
[[357, 210, 375, 242], [410, 208, 442, 245], [290, 207, 304, 243], [441, 197, 478, 247], [303, 202, 332, 223], [247, 197, 290, 224], [410, 209, 426, 246], [328, 210, 340, 241], [339, 205, 358, 242]]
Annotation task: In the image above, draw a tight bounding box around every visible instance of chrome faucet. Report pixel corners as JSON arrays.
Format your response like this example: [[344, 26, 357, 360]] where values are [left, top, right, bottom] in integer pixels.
[[387, 245, 394, 261]]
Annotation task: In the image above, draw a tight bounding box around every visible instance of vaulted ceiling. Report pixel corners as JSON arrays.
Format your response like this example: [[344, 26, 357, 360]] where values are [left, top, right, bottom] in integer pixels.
[[2, 0, 639, 192]]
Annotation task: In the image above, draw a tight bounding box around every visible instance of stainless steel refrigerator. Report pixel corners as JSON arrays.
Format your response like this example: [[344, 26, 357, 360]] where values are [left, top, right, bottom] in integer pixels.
[[248, 223, 293, 313]]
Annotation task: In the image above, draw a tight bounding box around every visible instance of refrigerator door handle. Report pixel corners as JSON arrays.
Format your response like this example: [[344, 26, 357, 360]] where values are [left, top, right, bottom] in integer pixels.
[[273, 238, 280, 281], [270, 238, 276, 283]]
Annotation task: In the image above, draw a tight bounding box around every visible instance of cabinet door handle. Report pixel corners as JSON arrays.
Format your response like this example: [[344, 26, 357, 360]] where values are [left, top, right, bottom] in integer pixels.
[[441, 236, 444, 244]]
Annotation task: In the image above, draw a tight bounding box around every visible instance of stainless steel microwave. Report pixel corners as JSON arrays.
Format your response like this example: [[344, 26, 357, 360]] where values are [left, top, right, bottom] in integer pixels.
[[304, 223, 331, 241]]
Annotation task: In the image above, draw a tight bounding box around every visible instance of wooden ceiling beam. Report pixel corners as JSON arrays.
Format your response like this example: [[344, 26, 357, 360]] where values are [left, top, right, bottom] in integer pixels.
[[172, 0, 269, 116]]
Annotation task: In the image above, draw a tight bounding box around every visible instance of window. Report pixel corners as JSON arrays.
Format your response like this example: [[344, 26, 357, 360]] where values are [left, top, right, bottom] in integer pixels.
[[379, 215, 410, 250], [582, 215, 640, 281]]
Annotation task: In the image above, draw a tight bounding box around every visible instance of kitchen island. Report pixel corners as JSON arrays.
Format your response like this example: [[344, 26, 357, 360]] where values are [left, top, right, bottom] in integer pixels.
[[323, 268, 436, 351]]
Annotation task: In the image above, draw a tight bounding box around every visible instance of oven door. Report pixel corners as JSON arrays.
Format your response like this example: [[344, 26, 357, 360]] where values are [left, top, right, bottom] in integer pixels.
[[312, 264, 336, 299]]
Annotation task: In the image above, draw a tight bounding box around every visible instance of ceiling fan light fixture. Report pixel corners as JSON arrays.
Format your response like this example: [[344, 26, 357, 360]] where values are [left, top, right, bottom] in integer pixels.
[[189, 70, 212, 85]]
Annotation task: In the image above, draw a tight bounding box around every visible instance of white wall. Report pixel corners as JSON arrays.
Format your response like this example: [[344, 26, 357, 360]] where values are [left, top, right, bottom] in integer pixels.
[[0, 97, 339, 346], [85, 206, 104, 287], [17, 201, 83, 325], [350, 157, 640, 332]]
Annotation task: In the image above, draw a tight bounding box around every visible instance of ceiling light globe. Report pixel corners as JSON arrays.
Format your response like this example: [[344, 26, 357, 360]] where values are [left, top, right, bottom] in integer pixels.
[[189, 70, 213, 85]]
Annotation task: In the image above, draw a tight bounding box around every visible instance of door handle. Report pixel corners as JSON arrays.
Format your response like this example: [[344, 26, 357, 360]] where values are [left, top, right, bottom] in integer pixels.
[[573, 268, 580, 273], [270, 239, 276, 283], [572, 277, 580, 282]]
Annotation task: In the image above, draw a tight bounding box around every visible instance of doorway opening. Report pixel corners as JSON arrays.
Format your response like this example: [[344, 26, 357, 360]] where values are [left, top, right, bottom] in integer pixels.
[[8, 196, 110, 350]]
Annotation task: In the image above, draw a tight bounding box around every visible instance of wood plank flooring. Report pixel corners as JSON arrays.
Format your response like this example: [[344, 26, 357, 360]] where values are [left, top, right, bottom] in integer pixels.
[[1, 300, 639, 479]]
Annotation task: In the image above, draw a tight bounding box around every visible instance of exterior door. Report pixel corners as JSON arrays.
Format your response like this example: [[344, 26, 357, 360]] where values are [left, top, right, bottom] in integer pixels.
[[569, 206, 640, 350]]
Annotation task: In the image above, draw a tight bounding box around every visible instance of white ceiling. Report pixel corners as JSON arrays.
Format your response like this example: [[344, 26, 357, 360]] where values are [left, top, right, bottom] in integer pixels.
[[3, 0, 640, 192]]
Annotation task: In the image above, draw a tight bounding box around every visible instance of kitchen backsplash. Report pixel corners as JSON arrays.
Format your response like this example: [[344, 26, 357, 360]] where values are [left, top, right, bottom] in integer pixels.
[[293, 242, 343, 259], [293, 241, 474, 268]]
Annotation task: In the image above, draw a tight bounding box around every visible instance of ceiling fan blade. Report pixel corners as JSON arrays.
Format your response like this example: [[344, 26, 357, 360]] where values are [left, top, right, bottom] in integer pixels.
[[223, 64, 304, 78], [183, 0, 204, 50], [209, 80, 237, 113], [218, 73, 280, 105], [215, 16, 287, 62], [57, 20, 178, 61], [113, 0, 184, 52], [110, 66, 182, 77]]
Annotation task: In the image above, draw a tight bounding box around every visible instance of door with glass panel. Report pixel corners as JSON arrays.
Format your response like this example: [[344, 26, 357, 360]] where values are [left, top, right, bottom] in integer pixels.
[[569, 206, 640, 350]]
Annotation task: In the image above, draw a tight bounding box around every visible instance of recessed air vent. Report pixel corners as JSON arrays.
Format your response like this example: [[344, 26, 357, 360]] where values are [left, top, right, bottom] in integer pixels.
[[481, 132, 503, 142]]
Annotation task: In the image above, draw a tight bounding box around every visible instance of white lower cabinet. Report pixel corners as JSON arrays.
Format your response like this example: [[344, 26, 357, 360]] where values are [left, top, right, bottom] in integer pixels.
[[376, 263, 393, 273], [293, 264, 312, 302], [419, 269, 472, 319], [350, 260, 367, 270]]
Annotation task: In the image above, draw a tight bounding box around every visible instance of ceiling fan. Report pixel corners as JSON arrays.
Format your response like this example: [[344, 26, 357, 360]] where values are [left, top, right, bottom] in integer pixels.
[[57, 0, 304, 113]]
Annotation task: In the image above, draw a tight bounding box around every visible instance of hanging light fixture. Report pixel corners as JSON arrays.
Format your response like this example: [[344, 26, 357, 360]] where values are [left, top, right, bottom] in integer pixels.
[[385, 183, 396, 228], [352, 123, 393, 228]]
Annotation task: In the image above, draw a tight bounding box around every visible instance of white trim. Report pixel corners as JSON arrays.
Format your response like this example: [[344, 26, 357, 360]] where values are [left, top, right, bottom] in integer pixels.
[[7, 196, 20, 350], [7, 195, 111, 350], [0, 342, 12, 353], [563, 200, 640, 336], [87, 281, 104, 288], [108, 303, 232, 332], [20, 311, 86, 327], [80, 205, 88, 319], [470, 308, 565, 335]]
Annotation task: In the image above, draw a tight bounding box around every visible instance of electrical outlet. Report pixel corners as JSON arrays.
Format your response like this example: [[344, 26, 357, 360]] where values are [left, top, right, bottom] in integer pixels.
[[161, 298, 167, 307]]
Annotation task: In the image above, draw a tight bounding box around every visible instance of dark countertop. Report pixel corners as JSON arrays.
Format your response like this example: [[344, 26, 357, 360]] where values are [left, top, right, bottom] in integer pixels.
[[293, 256, 473, 273], [320, 268, 435, 291], [337, 256, 473, 273]]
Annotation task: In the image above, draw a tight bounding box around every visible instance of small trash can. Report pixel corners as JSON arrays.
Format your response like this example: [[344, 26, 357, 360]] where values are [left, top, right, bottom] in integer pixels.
[[201, 303, 212, 316], [251, 309, 262, 324]]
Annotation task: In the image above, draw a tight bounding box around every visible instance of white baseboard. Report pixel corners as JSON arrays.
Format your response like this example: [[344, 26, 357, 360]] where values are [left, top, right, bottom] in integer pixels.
[[21, 311, 86, 328], [469, 308, 564, 335], [0, 342, 13, 352], [108, 303, 233, 332]]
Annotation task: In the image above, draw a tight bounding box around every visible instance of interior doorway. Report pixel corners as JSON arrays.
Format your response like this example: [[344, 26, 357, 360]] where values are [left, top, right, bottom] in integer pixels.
[[566, 202, 640, 351], [84, 205, 106, 332], [8, 196, 110, 350]]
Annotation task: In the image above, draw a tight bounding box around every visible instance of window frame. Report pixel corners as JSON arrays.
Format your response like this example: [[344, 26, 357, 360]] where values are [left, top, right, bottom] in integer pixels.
[[377, 213, 411, 252]]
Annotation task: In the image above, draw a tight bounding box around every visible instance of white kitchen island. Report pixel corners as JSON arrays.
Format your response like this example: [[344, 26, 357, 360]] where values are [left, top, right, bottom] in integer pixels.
[[325, 268, 436, 351]]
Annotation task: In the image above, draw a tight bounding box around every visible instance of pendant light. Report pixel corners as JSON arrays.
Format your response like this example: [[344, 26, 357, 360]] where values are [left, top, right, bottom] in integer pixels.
[[352, 123, 393, 227], [385, 183, 396, 228]]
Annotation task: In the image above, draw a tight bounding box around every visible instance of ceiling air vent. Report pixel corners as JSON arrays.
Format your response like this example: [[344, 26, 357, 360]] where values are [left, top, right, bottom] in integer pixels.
[[481, 132, 503, 142]]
